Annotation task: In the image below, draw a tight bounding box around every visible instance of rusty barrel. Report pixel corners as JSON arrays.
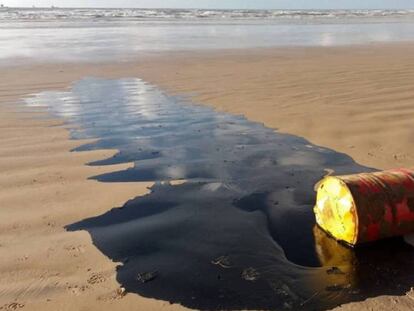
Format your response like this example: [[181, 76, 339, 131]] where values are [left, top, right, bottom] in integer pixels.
[[314, 168, 414, 246]]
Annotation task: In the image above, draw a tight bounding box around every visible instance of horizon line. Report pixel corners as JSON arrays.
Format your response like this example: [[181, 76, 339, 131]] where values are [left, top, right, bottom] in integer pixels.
[[3, 6, 414, 10]]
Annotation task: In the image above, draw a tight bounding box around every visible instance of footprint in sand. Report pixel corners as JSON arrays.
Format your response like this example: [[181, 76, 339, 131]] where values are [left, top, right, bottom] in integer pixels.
[[0, 303, 25, 310], [64, 244, 86, 257], [66, 284, 89, 296], [97, 287, 126, 301], [87, 272, 107, 285], [17, 255, 29, 262]]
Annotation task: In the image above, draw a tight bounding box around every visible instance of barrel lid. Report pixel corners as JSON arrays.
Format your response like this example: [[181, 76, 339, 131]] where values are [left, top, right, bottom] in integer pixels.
[[314, 176, 358, 245]]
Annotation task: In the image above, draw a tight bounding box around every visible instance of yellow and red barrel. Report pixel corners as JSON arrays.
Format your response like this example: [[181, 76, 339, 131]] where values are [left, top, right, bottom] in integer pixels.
[[314, 168, 414, 246]]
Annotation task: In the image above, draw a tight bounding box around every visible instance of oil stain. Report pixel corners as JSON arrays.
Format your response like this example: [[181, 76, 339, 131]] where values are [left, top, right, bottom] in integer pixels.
[[25, 78, 414, 310]]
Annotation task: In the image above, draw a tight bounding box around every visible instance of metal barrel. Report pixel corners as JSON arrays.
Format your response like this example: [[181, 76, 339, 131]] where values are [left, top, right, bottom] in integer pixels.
[[314, 168, 414, 246]]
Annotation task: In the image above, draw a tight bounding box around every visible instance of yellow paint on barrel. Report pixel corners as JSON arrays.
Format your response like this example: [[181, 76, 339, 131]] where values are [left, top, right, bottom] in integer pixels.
[[314, 176, 358, 245]]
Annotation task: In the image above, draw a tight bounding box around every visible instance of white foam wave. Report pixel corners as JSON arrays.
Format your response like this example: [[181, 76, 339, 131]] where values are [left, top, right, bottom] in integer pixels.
[[1, 8, 414, 21]]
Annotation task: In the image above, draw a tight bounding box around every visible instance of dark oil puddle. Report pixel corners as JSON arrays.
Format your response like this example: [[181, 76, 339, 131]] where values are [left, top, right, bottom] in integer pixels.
[[25, 78, 414, 310]]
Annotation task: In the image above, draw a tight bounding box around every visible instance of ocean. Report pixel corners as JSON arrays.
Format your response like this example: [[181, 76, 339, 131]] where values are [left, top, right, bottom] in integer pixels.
[[2, 7, 414, 21], [1, 8, 414, 64]]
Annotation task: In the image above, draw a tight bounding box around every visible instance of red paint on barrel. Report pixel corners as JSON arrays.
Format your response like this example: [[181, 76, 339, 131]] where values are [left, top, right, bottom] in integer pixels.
[[396, 199, 414, 223], [366, 223, 380, 242], [384, 204, 393, 224]]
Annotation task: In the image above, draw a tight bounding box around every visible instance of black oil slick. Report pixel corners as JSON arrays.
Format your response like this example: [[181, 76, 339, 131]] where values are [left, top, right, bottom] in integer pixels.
[[25, 78, 414, 310]]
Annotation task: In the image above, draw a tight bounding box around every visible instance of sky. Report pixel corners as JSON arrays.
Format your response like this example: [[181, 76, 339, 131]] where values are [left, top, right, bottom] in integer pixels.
[[2, 0, 414, 9]]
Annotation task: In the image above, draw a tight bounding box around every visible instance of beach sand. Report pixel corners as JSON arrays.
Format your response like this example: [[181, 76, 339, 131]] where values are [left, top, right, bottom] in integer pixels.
[[0, 92, 183, 309], [2, 43, 414, 310]]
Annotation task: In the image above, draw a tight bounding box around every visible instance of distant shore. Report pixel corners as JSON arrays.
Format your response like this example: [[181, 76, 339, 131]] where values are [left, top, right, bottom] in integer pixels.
[[2, 43, 414, 310]]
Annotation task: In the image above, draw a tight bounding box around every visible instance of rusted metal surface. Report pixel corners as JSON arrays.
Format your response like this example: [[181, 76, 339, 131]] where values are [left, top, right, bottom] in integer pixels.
[[315, 169, 414, 245]]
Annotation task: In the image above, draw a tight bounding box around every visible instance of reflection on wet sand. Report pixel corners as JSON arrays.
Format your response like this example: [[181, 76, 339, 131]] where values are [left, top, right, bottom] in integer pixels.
[[3, 18, 414, 65], [25, 78, 414, 310]]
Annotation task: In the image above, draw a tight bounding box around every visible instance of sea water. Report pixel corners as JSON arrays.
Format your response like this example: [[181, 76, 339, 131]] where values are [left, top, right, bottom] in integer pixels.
[[1, 8, 414, 64]]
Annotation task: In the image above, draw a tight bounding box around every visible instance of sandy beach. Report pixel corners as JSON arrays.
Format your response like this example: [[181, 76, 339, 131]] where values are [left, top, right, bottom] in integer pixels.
[[4, 43, 414, 169], [2, 39, 414, 310]]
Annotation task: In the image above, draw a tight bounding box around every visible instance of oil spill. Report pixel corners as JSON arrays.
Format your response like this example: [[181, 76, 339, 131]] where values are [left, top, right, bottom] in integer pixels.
[[25, 78, 414, 310]]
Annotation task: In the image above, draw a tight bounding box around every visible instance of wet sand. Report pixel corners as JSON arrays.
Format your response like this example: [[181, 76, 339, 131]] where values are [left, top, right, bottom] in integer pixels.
[[4, 43, 414, 170], [0, 91, 183, 309], [2, 43, 414, 310]]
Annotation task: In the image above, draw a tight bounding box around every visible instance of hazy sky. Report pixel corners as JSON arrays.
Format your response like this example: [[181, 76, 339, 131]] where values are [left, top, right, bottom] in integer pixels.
[[2, 0, 414, 9]]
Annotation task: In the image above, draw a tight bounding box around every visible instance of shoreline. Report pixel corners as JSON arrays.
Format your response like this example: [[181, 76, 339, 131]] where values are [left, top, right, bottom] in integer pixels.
[[3, 41, 414, 69], [2, 42, 414, 310]]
